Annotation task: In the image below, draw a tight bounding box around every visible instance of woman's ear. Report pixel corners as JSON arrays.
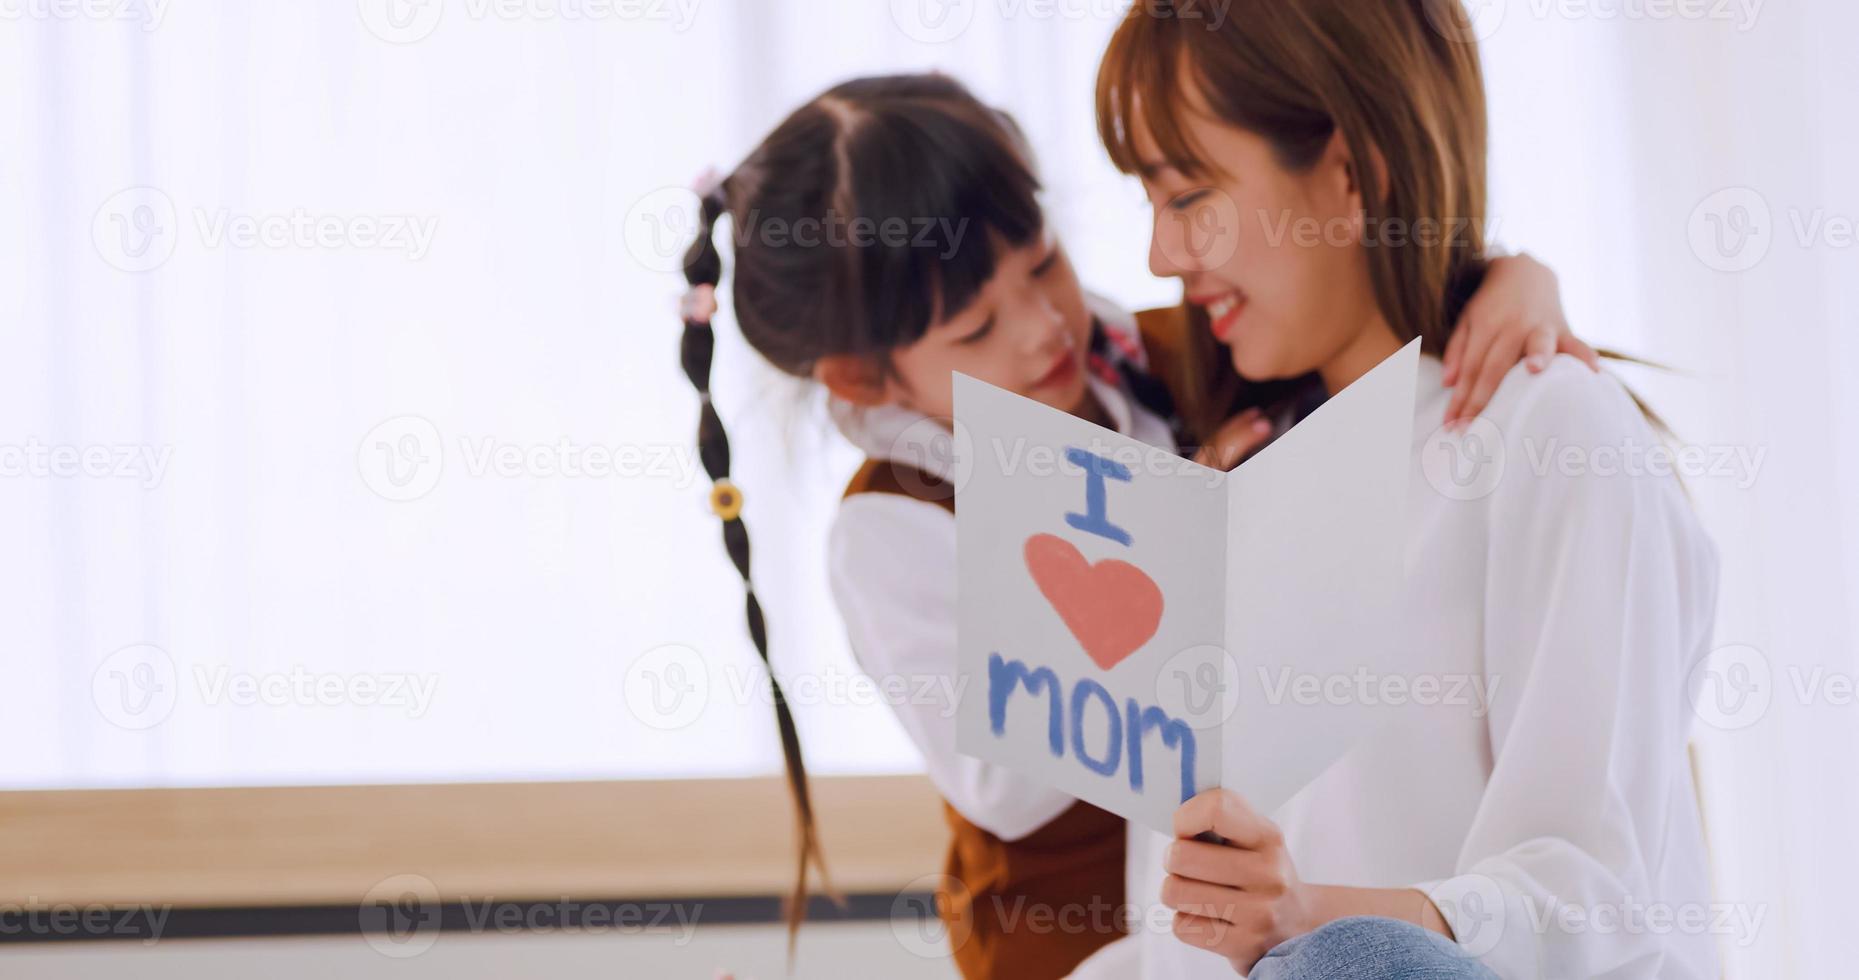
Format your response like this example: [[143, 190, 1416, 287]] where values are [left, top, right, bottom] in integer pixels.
[[1321, 130, 1389, 244], [814, 354, 894, 407], [1331, 130, 1389, 211]]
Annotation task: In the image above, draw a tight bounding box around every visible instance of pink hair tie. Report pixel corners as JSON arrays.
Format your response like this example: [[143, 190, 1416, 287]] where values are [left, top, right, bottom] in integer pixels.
[[681, 283, 718, 324], [692, 167, 723, 200]]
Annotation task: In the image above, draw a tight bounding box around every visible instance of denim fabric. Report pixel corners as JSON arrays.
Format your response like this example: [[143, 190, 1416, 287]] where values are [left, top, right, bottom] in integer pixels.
[[1248, 916, 1500, 980]]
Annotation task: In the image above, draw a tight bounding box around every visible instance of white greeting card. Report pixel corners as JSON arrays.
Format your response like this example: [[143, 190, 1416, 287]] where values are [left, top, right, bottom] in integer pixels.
[[955, 340, 1420, 833]]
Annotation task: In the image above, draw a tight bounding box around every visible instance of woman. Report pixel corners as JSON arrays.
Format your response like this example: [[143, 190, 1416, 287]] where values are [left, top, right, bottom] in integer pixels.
[[1076, 1, 1720, 977]]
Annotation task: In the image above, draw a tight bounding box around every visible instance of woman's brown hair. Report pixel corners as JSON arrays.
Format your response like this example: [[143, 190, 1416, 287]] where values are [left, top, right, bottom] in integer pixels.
[[1097, 0, 1494, 364]]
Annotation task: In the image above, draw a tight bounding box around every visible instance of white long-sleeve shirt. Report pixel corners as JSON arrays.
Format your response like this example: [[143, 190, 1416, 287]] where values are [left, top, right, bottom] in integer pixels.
[[825, 298, 1176, 841], [1077, 354, 1721, 979]]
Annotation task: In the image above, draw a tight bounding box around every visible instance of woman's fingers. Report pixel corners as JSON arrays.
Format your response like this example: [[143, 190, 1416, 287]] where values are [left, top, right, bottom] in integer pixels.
[[1170, 909, 1274, 975], [1164, 838, 1284, 891], [1523, 323, 1556, 373], [1446, 320, 1526, 425], [1441, 311, 1473, 387], [1173, 789, 1280, 850], [1160, 873, 1250, 923], [1559, 332, 1603, 372]]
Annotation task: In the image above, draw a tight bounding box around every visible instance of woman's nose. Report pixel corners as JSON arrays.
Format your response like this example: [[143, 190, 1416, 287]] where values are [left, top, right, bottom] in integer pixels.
[[1150, 208, 1190, 278]]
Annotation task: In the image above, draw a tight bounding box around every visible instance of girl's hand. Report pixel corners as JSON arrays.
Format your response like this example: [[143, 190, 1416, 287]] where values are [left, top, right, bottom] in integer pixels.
[[1162, 789, 1318, 975], [1443, 252, 1602, 426], [1192, 408, 1275, 471]]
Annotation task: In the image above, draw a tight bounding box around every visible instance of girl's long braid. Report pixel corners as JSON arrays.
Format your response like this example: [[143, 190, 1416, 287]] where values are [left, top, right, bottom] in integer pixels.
[[678, 182, 835, 952]]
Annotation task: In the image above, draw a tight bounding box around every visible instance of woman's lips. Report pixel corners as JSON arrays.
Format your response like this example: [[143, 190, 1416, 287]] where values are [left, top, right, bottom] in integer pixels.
[[1191, 292, 1247, 343]]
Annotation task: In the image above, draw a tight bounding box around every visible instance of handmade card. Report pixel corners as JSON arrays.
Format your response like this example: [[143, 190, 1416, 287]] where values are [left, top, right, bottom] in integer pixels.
[[955, 340, 1421, 833]]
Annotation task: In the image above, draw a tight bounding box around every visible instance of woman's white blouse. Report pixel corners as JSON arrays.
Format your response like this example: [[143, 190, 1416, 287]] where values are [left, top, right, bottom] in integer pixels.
[[1089, 355, 1721, 980]]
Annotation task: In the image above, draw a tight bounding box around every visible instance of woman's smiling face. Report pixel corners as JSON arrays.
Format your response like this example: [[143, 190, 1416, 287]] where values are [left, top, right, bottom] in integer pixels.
[[1131, 83, 1385, 387]]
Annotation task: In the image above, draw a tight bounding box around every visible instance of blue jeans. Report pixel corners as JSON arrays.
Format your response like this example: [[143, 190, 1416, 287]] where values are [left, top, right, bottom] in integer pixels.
[[1248, 916, 1499, 980]]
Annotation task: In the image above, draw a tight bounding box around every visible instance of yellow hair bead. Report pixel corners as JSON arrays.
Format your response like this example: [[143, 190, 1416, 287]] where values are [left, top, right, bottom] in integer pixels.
[[709, 479, 743, 521]]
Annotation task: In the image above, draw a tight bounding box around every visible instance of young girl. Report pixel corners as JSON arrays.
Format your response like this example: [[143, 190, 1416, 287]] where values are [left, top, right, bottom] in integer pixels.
[[1079, 2, 1719, 978], [676, 73, 1592, 977]]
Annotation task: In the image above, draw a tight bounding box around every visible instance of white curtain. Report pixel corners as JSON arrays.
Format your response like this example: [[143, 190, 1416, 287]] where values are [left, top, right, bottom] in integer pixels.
[[1477, 3, 1859, 976], [3, 1, 1853, 976], [0, 4, 1160, 787]]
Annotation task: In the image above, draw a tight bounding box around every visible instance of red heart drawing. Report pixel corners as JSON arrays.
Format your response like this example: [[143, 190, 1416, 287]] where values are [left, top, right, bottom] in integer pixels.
[[1023, 533, 1165, 671]]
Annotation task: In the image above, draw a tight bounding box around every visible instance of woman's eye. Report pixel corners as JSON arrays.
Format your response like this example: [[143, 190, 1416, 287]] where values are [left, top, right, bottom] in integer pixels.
[[1168, 190, 1210, 212], [1032, 249, 1060, 278], [959, 318, 995, 345]]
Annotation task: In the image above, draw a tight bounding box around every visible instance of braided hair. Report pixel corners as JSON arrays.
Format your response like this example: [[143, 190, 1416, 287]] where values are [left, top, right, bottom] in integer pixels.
[[675, 74, 1048, 949]]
